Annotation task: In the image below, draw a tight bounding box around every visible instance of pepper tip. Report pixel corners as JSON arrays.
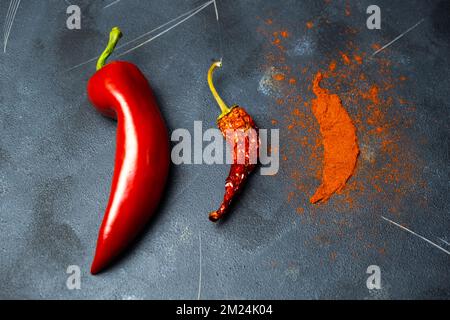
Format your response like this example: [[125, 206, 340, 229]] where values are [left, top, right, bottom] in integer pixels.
[[209, 211, 220, 222], [90, 256, 107, 275], [90, 263, 101, 275]]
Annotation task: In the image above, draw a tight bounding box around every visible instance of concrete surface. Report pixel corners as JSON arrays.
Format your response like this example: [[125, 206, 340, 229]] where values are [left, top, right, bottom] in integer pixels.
[[0, 0, 449, 299]]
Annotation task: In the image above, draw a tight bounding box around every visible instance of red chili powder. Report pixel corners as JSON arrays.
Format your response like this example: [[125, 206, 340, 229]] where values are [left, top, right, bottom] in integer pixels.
[[310, 72, 360, 204], [258, 17, 425, 220]]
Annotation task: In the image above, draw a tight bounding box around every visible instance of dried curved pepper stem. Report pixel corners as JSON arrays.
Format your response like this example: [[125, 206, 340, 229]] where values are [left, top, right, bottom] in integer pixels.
[[207, 61, 259, 222]]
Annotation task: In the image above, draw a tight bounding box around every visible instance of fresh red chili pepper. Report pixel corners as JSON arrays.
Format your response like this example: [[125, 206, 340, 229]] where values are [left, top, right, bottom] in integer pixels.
[[207, 61, 259, 222], [87, 27, 169, 274]]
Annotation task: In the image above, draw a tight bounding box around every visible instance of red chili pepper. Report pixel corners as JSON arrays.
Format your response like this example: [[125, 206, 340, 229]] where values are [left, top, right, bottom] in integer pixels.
[[87, 27, 169, 274], [207, 61, 259, 222]]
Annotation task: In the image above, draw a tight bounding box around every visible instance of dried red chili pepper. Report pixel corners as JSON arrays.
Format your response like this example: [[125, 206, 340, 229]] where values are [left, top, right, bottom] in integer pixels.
[[207, 61, 259, 222], [87, 27, 169, 274]]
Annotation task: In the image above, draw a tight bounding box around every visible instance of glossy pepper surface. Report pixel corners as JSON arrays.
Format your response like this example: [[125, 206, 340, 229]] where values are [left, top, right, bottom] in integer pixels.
[[207, 61, 259, 222], [87, 27, 169, 274]]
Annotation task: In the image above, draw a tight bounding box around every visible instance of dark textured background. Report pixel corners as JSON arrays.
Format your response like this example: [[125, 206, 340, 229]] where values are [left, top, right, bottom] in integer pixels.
[[0, 0, 449, 299]]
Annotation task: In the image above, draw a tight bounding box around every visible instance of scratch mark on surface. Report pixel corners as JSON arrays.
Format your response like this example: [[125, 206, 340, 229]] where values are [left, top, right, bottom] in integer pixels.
[[438, 238, 450, 246], [65, 56, 98, 72], [3, 0, 13, 39], [3, 0, 21, 53], [213, 0, 219, 20], [66, 0, 214, 71], [103, 0, 121, 9], [212, 0, 224, 61], [115, 1, 212, 54], [381, 216, 450, 256], [372, 19, 425, 56], [197, 233, 202, 300]]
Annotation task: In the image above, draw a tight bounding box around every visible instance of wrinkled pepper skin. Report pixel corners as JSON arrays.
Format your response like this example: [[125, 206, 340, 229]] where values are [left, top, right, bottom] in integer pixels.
[[88, 59, 169, 274], [207, 61, 260, 222]]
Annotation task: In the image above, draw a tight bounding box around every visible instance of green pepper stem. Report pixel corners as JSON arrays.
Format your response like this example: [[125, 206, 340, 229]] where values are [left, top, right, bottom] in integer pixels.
[[207, 60, 231, 119], [96, 27, 123, 71]]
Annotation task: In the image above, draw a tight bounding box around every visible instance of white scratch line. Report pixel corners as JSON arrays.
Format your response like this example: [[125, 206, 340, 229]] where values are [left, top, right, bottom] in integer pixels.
[[381, 216, 450, 256], [116, 0, 214, 58], [3, 0, 14, 37], [372, 19, 425, 56], [439, 238, 450, 246], [3, 0, 20, 53], [213, 0, 219, 20], [65, 56, 99, 72], [103, 0, 121, 9], [197, 233, 202, 300], [66, 0, 213, 71], [116, 1, 211, 51]]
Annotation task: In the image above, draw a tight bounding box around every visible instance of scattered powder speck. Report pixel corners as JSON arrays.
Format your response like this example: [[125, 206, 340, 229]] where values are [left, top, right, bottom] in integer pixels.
[[345, 1, 351, 16], [272, 73, 286, 81]]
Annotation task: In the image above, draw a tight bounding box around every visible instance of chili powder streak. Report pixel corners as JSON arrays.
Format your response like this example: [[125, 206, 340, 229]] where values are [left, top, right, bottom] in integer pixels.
[[310, 72, 359, 204]]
